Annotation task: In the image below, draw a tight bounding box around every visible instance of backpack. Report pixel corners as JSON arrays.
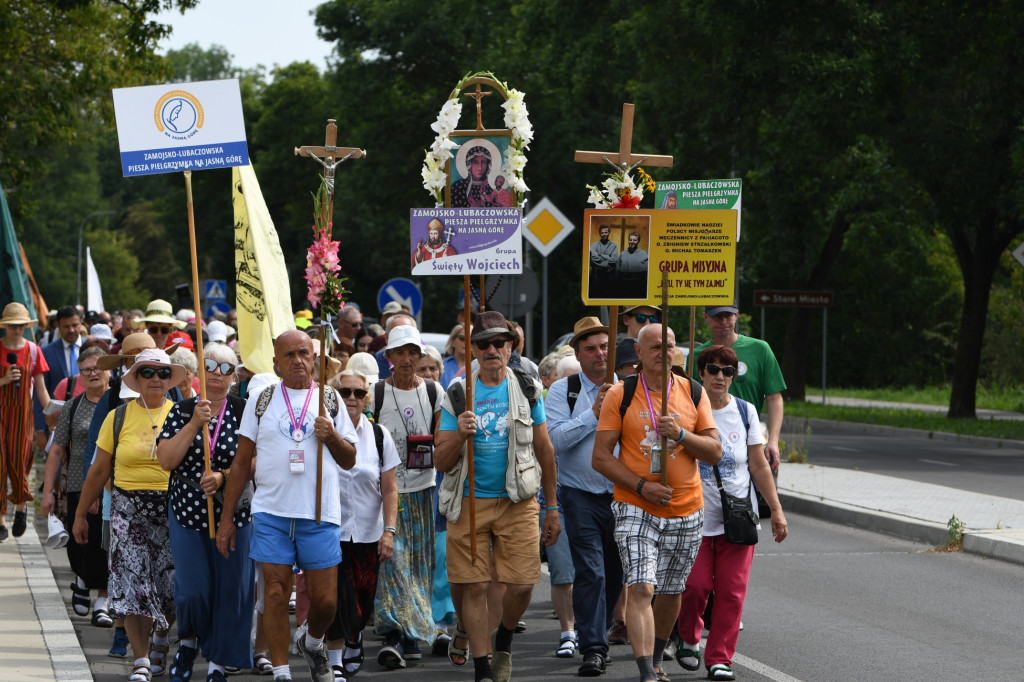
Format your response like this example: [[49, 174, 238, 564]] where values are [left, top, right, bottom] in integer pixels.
[[446, 367, 539, 416], [254, 383, 339, 423], [618, 373, 704, 417]]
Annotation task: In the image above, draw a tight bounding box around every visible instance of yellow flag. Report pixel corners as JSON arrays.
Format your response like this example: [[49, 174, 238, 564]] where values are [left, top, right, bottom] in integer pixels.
[[233, 165, 294, 375]]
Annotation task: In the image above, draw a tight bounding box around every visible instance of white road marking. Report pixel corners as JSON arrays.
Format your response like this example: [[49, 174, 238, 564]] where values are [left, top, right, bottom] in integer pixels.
[[734, 652, 805, 682], [919, 459, 957, 467]]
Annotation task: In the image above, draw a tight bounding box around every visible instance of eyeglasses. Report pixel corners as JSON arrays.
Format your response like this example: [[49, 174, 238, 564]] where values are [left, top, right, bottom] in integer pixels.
[[204, 359, 236, 375], [338, 387, 369, 399], [632, 313, 660, 324], [475, 338, 509, 351], [79, 367, 102, 375], [138, 367, 172, 380], [147, 325, 171, 334], [704, 364, 736, 377]]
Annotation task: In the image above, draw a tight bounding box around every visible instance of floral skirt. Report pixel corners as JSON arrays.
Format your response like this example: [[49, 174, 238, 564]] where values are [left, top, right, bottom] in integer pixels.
[[373, 487, 435, 643], [108, 488, 175, 629]]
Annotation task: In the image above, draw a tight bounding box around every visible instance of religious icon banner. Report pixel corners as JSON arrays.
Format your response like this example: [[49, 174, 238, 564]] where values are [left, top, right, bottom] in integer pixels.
[[410, 207, 523, 275], [581, 209, 738, 306]]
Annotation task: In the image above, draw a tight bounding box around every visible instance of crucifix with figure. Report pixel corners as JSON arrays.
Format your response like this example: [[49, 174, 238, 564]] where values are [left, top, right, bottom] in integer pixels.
[[294, 118, 366, 523], [574, 102, 674, 390]]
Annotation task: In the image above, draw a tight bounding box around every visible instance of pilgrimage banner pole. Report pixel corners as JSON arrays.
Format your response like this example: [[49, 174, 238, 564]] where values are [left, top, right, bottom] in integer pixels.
[[660, 270, 670, 486], [184, 171, 217, 538]]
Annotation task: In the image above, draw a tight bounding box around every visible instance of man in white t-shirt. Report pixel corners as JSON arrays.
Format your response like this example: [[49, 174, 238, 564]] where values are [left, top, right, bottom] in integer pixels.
[[217, 331, 357, 682]]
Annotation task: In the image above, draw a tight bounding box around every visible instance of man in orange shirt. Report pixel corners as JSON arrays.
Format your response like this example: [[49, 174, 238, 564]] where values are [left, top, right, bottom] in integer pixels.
[[593, 324, 721, 682]]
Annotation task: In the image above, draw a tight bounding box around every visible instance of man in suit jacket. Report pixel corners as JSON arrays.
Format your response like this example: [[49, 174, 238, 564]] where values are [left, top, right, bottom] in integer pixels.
[[33, 305, 82, 449]]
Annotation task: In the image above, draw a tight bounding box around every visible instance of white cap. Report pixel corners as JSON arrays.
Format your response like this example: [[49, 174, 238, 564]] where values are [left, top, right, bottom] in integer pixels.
[[207, 320, 230, 344], [385, 325, 422, 352], [347, 352, 380, 384], [46, 514, 69, 549]]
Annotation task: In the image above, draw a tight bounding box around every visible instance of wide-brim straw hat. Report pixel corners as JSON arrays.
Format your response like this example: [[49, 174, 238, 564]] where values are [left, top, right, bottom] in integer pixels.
[[96, 333, 156, 370], [0, 302, 38, 327], [569, 316, 609, 349], [122, 347, 186, 392], [132, 299, 186, 330]]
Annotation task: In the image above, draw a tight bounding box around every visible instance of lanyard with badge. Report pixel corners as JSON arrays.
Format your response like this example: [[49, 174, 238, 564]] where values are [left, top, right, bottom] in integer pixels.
[[282, 381, 315, 473], [640, 371, 673, 475]]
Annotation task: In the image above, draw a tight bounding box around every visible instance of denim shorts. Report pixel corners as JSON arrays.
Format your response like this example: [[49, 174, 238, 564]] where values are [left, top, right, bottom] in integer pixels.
[[250, 512, 341, 570], [541, 506, 575, 585]]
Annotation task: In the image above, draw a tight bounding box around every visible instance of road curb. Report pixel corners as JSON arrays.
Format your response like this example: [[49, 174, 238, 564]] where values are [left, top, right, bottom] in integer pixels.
[[789, 417, 1024, 449], [778, 490, 1024, 566], [18, 517, 94, 682]]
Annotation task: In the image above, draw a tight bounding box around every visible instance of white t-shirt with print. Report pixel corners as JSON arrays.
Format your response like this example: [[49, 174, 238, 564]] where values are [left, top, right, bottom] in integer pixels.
[[375, 380, 444, 494], [698, 396, 762, 536], [238, 383, 357, 525]]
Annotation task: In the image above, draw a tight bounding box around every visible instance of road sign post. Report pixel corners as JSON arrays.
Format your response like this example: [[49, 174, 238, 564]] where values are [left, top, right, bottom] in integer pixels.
[[753, 289, 834, 403], [522, 198, 574, 351]]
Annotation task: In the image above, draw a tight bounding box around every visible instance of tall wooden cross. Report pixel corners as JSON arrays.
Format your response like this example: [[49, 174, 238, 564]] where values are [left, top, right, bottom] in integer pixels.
[[574, 103, 674, 383], [293, 119, 365, 524], [294, 119, 367, 201]]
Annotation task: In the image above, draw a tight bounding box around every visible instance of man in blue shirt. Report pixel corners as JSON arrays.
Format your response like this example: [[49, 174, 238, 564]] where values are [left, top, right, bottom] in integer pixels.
[[546, 316, 622, 676], [435, 311, 560, 682]]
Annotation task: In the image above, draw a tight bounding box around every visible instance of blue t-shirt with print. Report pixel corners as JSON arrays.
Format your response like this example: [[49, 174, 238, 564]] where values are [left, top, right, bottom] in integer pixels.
[[440, 377, 546, 498]]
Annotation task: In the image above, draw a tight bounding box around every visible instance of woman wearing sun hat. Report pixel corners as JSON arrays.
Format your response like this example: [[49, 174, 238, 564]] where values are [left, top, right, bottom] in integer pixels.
[[0, 302, 52, 541], [74, 347, 184, 682], [132, 299, 185, 351]]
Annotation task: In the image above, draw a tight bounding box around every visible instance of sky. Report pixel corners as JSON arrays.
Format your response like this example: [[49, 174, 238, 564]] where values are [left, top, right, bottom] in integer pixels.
[[154, 0, 334, 74]]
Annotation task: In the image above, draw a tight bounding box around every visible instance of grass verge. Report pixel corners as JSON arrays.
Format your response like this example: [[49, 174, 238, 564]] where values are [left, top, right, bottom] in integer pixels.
[[786, 400, 1024, 442], [808, 385, 1024, 413]]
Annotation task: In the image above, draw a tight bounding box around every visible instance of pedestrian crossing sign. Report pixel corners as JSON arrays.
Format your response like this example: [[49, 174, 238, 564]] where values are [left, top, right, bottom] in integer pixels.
[[204, 279, 227, 301]]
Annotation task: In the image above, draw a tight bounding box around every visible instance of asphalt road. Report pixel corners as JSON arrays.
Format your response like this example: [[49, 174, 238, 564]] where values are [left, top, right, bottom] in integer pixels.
[[44, 507, 1024, 682], [792, 420, 1024, 501]]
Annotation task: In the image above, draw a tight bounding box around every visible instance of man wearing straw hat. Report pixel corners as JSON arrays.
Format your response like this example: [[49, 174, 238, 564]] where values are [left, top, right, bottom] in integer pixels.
[[592, 324, 721, 682], [435, 310, 560, 682], [0, 302, 52, 540], [545, 316, 622, 676], [217, 330, 357, 682]]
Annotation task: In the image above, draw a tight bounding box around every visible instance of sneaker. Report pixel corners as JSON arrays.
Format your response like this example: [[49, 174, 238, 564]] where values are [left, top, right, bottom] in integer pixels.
[[297, 636, 333, 682], [578, 651, 607, 677], [514, 620, 527, 633], [12, 510, 26, 537], [108, 627, 129, 658], [0, 525, 8, 542], [377, 633, 406, 669], [606, 620, 628, 645], [289, 590, 296, 613], [168, 644, 199, 682], [663, 636, 678, 661], [290, 621, 308, 656], [403, 638, 422, 661]]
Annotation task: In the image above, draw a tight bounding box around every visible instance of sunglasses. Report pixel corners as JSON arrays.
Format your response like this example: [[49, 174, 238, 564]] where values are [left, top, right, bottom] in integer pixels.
[[138, 367, 172, 380], [475, 338, 509, 351], [705, 364, 736, 377], [147, 325, 171, 334], [338, 387, 369, 399], [632, 313, 660, 324], [204, 359, 236, 375]]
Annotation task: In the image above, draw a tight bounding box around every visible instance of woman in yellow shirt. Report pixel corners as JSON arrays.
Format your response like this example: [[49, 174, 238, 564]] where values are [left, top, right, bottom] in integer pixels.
[[74, 348, 184, 682]]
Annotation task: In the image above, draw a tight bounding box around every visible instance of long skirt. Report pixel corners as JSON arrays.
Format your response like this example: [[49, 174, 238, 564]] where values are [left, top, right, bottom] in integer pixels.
[[373, 488, 435, 643], [108, 488, 175, 629]]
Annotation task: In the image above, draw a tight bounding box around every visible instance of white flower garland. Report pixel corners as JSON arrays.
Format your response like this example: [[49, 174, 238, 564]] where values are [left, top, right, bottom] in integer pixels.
[[422, 73, 532, 206]]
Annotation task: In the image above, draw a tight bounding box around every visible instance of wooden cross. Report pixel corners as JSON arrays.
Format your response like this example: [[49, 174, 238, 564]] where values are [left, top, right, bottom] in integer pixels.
[[574, 103, 674, 172], [463, 83, 493, 131], [294, 119, 367, 199], [293, 118, 365, 524]]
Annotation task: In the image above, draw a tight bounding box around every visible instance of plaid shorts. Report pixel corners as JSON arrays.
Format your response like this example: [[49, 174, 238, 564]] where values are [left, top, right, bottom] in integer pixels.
[[612, 502, 703, 594]]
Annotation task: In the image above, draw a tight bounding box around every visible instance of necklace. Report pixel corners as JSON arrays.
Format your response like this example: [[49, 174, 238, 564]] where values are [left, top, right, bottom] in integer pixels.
[[137, 398, 163, 460]]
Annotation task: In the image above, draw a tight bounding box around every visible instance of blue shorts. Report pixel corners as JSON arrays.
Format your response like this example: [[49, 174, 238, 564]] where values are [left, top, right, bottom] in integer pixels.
[[540, 506, 575, 585], [250, 513, 341, 571]]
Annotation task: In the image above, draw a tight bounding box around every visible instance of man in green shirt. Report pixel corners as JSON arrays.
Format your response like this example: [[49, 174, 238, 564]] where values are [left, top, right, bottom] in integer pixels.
[[695, 304, 786, 471]]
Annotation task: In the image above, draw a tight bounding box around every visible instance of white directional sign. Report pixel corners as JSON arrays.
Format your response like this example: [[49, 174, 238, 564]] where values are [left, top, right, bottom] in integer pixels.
[[1013, 241, 1024, 269], [522, 197, 574, 257]]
